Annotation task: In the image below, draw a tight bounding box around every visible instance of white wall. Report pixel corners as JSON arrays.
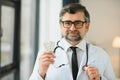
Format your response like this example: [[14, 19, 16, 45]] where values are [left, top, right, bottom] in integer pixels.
[[81, 0, 120, 78], [39, 0, 62, 49], [20, 0, 36, 80]]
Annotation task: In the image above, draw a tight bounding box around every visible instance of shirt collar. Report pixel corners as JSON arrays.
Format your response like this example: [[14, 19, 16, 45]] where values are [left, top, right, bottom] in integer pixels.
[[61, 38, 86, 52], [76, 39, 86, 51]]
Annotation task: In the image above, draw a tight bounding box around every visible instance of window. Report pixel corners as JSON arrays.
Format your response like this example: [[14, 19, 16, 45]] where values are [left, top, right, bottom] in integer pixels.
[[0, 0, 21, 80]]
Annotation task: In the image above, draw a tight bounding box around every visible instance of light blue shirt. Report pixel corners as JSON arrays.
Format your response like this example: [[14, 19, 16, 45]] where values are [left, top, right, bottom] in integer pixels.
[[29, 38, 115, 80]]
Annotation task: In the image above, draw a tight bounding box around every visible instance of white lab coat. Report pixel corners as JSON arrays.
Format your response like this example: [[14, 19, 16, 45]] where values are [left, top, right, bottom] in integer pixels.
[[29, 39, 115, 80]]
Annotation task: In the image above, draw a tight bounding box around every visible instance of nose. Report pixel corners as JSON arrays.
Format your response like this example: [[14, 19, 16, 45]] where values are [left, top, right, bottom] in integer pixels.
[[70, 24, 76, 30]]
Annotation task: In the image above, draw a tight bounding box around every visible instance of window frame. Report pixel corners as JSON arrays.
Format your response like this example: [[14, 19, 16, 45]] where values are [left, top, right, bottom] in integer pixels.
[[0, 0, 21, 80]]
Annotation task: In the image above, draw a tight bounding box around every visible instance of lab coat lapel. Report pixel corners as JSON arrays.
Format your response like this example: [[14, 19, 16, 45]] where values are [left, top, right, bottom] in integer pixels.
[[76, 52, 96, 80], [77, 52, 86, 79]]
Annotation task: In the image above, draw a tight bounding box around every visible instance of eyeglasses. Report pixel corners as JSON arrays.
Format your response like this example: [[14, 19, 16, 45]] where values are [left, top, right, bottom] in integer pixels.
[[61, 20, 86, 29]]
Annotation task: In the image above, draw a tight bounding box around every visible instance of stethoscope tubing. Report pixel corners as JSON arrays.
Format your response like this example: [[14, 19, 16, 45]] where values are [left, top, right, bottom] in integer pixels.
[[53, 40, 64, 53], [82, 43, 88, 71], [53, 40, 89, 71]]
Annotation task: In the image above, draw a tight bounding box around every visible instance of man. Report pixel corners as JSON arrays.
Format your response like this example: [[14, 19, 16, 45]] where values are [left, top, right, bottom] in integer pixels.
[[29, 3, 115, 80]]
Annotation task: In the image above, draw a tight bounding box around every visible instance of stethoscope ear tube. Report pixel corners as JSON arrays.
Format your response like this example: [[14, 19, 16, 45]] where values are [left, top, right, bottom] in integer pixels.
[[53, 46, 64, 53], [53, 40, 64, 53]]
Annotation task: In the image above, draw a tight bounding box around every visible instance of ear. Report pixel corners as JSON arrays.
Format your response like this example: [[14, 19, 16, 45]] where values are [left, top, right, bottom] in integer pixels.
[[85, 23, 90, 32]]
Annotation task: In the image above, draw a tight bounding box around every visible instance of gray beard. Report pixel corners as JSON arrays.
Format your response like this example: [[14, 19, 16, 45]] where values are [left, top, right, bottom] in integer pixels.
[[65, 31, 82, 42]]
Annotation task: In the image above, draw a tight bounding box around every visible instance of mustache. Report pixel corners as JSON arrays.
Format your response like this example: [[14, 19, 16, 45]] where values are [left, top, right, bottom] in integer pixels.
[[65, 30, 82, 42], [67, 30, 80, 34]]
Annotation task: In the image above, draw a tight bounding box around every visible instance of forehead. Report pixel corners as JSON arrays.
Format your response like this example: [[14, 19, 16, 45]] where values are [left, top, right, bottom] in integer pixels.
[[62, 12, 85, 21]]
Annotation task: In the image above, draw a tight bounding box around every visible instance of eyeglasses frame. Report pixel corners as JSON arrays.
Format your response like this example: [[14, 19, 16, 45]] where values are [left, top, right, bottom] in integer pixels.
[[60, 20, 87, 29]]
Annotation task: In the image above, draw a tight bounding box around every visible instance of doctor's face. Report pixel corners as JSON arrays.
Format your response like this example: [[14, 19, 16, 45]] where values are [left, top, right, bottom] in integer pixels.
[[60, 12, 90, 42]]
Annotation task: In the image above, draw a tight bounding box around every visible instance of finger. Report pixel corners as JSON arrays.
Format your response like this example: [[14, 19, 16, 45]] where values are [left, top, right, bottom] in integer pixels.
[[44, 51, 55, 56], [42, 59, 55, 65], [40, 52, 55, 59], [87, 66, 97, 71], [38, 52, 55, 66], [39, 57, 55, 66], [90, 74, 100, 80], [39, 54, 55, 62], [89, 73, 96, 80], [85, 66, 100, 80], [42, 57, 54, 62], [85, 66, 94, 74], [85, 66, 98, 74], [44, 51, 54, 54], [40, 54, 55, 60], [87, 69, 98, 77]]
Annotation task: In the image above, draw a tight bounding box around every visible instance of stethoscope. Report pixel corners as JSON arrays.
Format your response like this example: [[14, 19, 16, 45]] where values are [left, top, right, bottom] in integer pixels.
[[53, 40, 89, 71]]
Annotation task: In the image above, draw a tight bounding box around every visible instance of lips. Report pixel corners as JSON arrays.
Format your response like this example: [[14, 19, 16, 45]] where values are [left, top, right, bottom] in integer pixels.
[[68, 30, 79, 37]]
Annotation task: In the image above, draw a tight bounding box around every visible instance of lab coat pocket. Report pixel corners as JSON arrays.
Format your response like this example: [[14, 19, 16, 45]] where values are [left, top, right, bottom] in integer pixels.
[[46, 49, 73, 80], [46, 64, 73, 80]]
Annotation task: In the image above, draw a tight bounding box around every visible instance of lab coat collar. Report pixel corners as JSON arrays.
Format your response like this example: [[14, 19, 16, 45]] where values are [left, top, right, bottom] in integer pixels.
[[61, 38, 86, 52], [76, 39, 86, 52]]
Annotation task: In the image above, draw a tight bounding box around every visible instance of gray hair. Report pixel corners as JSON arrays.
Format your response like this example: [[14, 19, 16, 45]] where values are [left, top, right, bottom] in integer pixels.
[[59, 3, 90, 23]]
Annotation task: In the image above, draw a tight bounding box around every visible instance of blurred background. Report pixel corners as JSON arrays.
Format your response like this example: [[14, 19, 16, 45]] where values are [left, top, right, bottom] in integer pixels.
[[0, 0, 120, 80]]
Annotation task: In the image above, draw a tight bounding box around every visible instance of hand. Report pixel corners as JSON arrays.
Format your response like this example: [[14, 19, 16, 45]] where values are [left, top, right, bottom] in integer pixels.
[[85, 66, 100, 80], [38, 51, 55, 78]]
